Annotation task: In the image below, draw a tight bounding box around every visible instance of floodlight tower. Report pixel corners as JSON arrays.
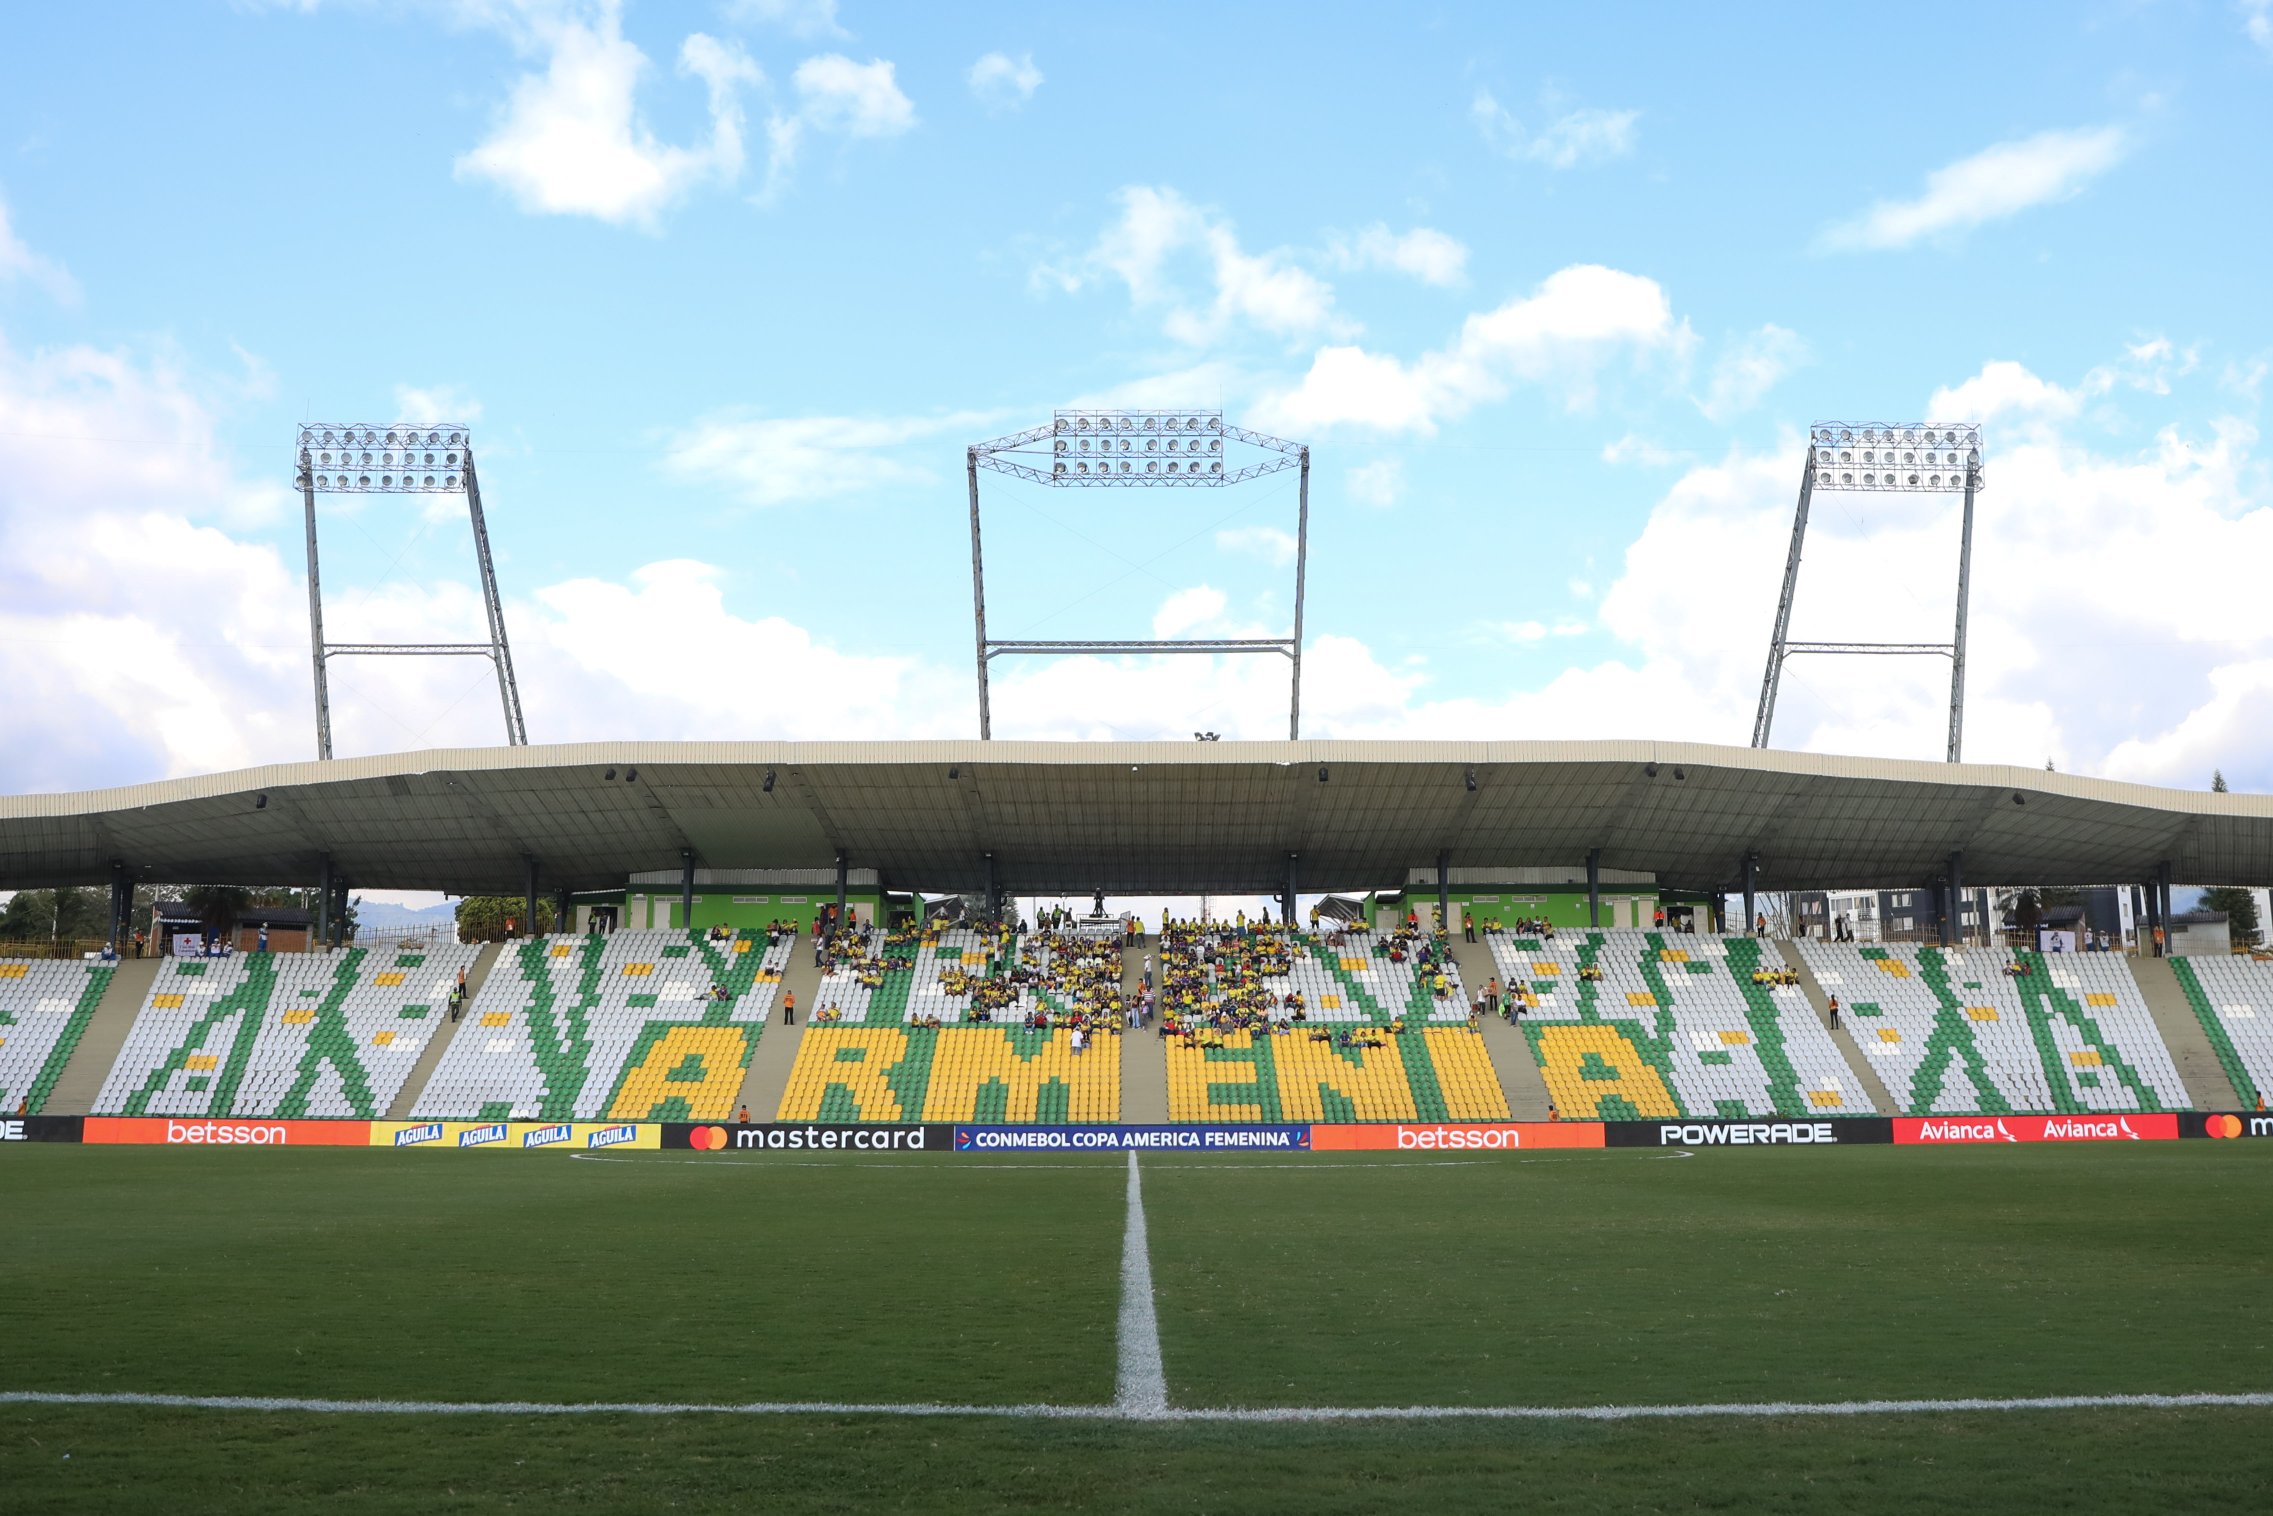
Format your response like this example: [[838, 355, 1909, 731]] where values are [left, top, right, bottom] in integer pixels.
[[294, 423, 529, 759], [1751, 422, 1985, 762], [966, 409, 1310, 738]]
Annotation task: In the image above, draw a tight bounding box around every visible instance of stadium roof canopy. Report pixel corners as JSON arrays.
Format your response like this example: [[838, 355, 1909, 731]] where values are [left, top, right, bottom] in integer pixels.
[[3, 739, 2270, 897]]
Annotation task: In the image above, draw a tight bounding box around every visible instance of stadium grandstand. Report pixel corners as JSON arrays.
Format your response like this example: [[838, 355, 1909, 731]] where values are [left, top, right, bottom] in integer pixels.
[[6, 738, 2273, 1125]]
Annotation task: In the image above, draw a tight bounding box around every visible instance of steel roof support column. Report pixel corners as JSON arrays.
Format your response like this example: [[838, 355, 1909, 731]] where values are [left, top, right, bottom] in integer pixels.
[[1947, 467, 1978, 762], [1289, 447, 1309, 739], [1751, 457, 1814, 749], [331, 874, 350, 949], [2158, 861, 2174, 957], [1947, 852, 1966, 945], [967, 450, 992, 740], [2131, 884, 2147, 953], [298, 461, 334, 760], [108, 860, 132, 951], [523, 856, 539, 940], [1284, 853, 1298, 927], [463, 453, 528, 747], [1436, 849, 1450, 935], [984, 852, 999, 923], [552, 887, 571, 934], [1934, 876, 1951, 948], [1742, 853, 1758, 937], [680, 849, 695, 934], [835, 850, 848, 923], [1587, 848, 1602, 929], [315, 854, 332, 952]]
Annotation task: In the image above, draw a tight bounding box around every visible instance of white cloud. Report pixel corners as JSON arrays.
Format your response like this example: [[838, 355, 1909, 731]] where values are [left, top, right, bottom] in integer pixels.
[[1328, 224, 1468, 288], [1215, 526, 1296, 566], [1600, 434, 1683, 468], [393, 384, 483, 425], [724, 0, 847, 39], [968, 51, 1042, 111], [1152, 585, 1229, 639], [2246, 1, 2273, 54], [455, 3, 763, 229], [0, 195, 77, 304], [1042, 186, 1351, 348], [661, 409, 993, 507], [1818, 125, 2128, 252], [764, 54, 917, 196], [1698, 323, 1807, 422], [1347, 458, 1403, 507], [1258, 263, 1680, 434], [1471, 90, 1638, 169]]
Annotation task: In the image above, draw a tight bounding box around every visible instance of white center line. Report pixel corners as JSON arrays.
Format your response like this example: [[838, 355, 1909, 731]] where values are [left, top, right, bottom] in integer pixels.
[[1113, 1150, 1169, 1419]]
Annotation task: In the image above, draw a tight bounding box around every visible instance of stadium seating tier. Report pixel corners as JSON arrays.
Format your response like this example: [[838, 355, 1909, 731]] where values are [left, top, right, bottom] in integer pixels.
[[1794, 941, 2187, 1115], [93, 945, 481, 1119], [411, 929, 791, 1122], [778, 1025, 1121, 1123], [1489, 931, 1863, 1119], [0, 959, 113, 1115], [2168, 955, 2273, 1107]]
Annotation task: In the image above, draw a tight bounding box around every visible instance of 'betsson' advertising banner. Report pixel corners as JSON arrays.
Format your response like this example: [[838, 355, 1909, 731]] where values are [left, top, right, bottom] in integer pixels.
[[957, 1125, 1312, 1151], [1310, 1122, 1604, 1151], [1894, 1113, 2179, 1144], [665, 1122, 954, 1151], [84, 1117, 373, 1146], [1606, 1118, 1892, 1148], [371, 1121, 659, 1151]]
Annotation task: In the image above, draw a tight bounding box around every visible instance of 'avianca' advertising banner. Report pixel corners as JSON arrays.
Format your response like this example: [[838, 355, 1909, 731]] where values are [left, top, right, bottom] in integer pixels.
[[84, 1117, 373, 1146], [1311, 1122, 1604, 1151], [1894, 1113, 2179, 1144]]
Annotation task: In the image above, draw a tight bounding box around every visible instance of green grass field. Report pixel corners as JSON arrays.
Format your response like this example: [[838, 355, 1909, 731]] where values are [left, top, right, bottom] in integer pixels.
[[4, 1142, 2271, 1512]]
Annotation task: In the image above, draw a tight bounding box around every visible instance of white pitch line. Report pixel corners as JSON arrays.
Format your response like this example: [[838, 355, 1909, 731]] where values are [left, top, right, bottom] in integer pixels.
[[1113, 1151, 1169, 1419], [4, 1390, 2268, 1422]]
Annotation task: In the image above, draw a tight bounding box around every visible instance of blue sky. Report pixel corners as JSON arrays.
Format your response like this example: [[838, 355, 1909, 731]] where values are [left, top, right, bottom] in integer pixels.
[[2, 0, 2272, 805]]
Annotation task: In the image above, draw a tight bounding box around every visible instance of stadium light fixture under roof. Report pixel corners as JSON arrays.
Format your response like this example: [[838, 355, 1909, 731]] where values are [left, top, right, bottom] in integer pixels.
[[1754, 420, 1987, 763], [294, 422, 528, 760], [965, 409, 1312, 739]]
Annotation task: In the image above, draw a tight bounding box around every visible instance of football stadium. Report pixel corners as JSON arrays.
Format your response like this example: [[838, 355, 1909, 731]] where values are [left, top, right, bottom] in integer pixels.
[[8, 8, 2273, 1514]]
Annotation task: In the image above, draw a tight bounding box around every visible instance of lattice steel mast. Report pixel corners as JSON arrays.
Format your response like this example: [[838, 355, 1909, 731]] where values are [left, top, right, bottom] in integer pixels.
[[296, 423, 529, 759]]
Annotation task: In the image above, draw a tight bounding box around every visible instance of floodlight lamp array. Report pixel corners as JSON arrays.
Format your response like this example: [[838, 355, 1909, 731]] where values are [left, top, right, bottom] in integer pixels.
[[1809, 422, 1983, 493], [298, 423, 470, 492], [1051, 410, 1225, 480]]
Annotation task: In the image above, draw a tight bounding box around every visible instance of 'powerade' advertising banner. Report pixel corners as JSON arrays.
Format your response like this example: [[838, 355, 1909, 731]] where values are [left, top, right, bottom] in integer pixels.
[[1607, 1118, 1892, 1148], [1894, 1113, 2179, 1144], [370, 1120, 658, 1151], [0, 1115, 83, 1142], [665, 1122, 954, 1151], [956, 1124, 1312, 1151], [84, 1117, 373, 1147], [1311, 1122, 1604, 1151]]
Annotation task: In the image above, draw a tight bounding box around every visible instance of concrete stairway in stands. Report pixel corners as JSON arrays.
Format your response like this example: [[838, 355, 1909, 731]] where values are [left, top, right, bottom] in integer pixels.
[[1120, 942, 1168, 1122], [388, 942, 500, 1119], [734, 935, 821, 1122], [1786, 946, 1898, 1116], [2131, 955, 2242, 1111], [40, 958, 160, 1116], [1447, 936, 1552, 1120]]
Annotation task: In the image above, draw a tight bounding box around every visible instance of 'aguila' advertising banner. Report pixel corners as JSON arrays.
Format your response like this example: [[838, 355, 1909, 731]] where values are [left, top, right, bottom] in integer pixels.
[[1894, 1113, 2179, 1144], [371, 1121, 659, 1151]]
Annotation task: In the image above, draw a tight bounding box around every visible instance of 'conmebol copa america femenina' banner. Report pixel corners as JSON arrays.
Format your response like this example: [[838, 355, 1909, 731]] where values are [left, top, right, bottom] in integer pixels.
[[956, 1125, 1312, 1151]]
